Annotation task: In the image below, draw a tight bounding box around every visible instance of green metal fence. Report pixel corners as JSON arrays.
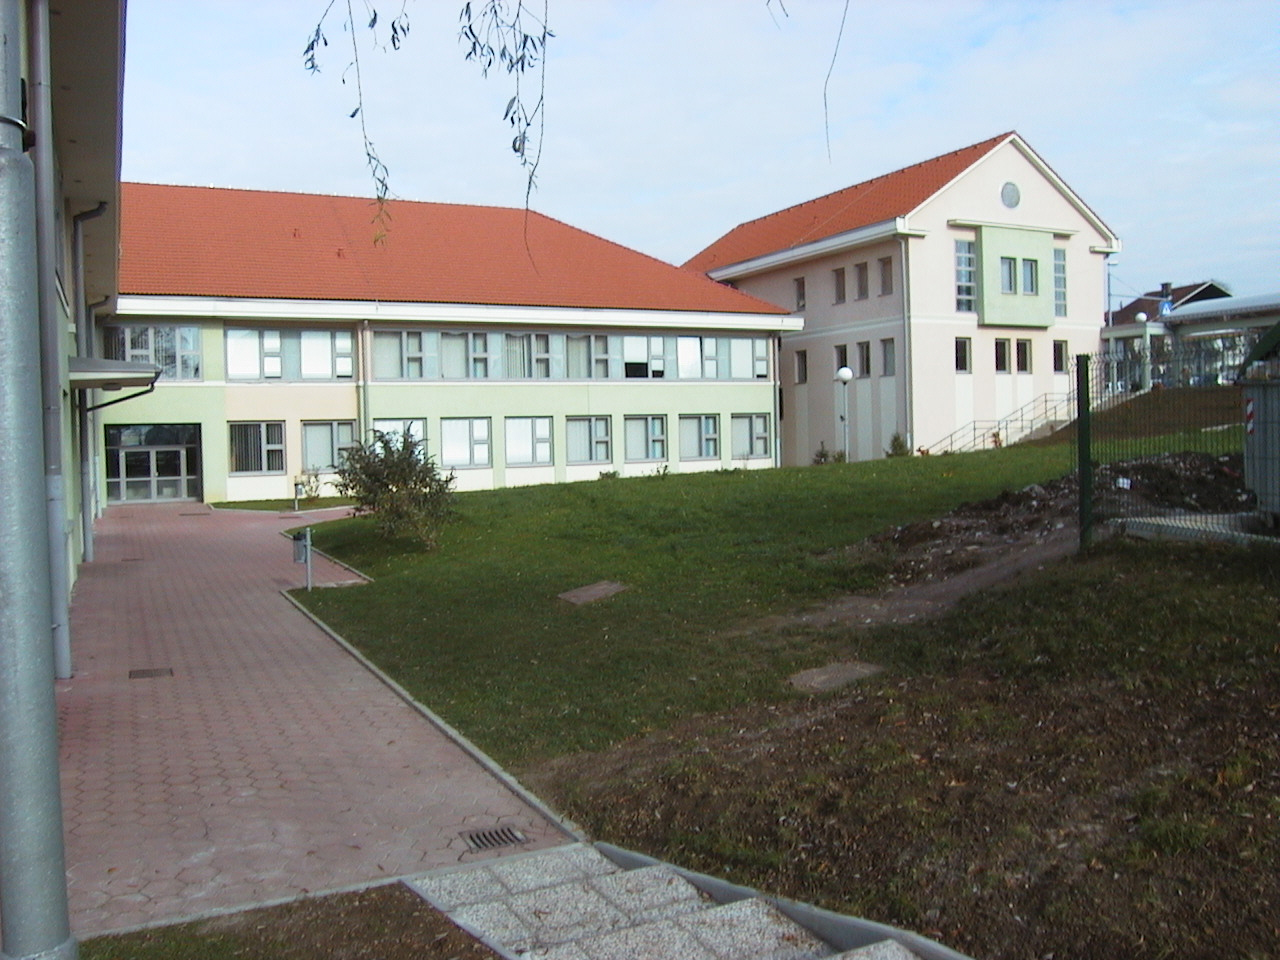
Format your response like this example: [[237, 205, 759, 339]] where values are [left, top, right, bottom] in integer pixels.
[[1073, 337, 1274, 548]]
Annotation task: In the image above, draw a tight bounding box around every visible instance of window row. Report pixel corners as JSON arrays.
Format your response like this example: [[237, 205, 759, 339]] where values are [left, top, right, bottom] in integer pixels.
[[227, 414, 773, 475], [793, 338, 896, 385], [954, 241, 1068, 317], [954, 338, 1070, 374], [373, 332, 770, 382], [794, 255, 894, 311], [103, 326, 774, 383]]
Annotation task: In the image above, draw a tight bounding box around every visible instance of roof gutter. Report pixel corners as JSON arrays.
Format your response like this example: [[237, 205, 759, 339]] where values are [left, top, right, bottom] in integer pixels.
[[708, 218, 924, 283]]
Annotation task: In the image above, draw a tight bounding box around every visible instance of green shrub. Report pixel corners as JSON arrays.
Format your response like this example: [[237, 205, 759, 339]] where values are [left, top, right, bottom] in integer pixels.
[[335, 431, 455, 546]]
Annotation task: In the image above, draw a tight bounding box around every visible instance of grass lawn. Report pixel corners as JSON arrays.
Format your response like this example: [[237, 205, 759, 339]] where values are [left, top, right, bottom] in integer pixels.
[[302, 444, 1074, 765]]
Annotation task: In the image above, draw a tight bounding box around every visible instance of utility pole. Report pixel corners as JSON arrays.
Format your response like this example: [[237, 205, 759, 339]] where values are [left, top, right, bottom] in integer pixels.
[[0, 1, 79, 957]]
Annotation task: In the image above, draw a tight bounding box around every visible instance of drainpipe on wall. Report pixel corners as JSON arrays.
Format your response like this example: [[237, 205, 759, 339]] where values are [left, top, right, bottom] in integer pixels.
[[898, 236, 914, 452], [359, 319, 372, 441], [73, 200, 109, 565], [29, 0, 72, 680], [0, 3, 78, 957]]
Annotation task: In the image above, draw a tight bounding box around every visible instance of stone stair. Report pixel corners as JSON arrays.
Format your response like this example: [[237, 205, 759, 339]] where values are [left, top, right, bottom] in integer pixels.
[[406, 843, 958, 960]]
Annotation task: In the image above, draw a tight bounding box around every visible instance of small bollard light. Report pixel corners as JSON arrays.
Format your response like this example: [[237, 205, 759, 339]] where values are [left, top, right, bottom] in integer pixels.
[[293, 481, 305, 513]]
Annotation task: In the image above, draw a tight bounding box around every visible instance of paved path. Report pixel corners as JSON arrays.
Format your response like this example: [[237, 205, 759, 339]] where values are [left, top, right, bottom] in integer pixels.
[[58, 503, 570, 935]]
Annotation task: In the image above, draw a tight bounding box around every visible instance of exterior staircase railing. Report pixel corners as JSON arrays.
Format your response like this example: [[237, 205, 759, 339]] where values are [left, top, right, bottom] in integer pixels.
[[924, 391, 1073, 454]]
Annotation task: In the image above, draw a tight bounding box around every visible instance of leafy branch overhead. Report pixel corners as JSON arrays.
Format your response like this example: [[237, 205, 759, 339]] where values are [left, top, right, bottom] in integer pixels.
[[459, 1, 553, 204]]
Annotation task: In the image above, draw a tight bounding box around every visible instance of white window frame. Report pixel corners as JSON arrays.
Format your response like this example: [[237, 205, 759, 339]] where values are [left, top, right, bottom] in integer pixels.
[[440, 417, 491, 468], [731, 414, 770, 459], [302, 420, 358, 473], [1021, 259, 1039, 297], [229, 421, 285, 475], [505, 416, 553, 466], [955, 240, 977, 312], [679, 415, 720, 461], [1000, 257, 1018, 295], [624, 415, 667, 462], [566, 416, 612, 464], [104, 324, 202, 380], [1053, 249, 1068, 317]]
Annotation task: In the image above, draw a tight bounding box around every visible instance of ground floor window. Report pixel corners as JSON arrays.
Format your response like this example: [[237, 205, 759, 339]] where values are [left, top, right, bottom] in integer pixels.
[[371, 418, 427, 452], [302, 421, 358, 473], [229, 422, 285, 474], [624, 415, 667, 461], [505, 416, 553, 465], [440, 418, 491, 467], [567, 416, 611, 463], [731, 414, 770, 458], [679, 415, 719, 460], [1053, 340, 1069, 373]]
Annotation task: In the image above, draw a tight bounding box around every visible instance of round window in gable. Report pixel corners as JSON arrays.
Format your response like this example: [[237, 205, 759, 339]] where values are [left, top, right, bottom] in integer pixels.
[[1001, 182, 1021, 209]]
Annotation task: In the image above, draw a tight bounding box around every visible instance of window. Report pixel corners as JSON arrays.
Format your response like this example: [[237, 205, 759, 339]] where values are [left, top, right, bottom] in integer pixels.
[[995, 338, 1011, 373], [567, 334, 612, 379], [505, 333, 552, 379], [1016, 339, 1032, 373], [373, 330, 428, 379], [567, 416, 611, 464], [226, 329, 282, 379], [955, 241, 977, 312], [731, 414, 770, 458], [854, 262, 869, 300], [955, 337, 972, 373], [1053, 340, 1069, 374], [679, 415, 719, 460], [229, 422, 285, 474], [753, 339, 769, 379], [878, 256, 894, 296], [794, 277, 806, 311], [440, 418, 491, 467], [833, 267, 846, 304], [372, 418, 427, 453], [795, 350, 808, 384], [1021, 259, 1039, 296], [1053, 249, 1068, 317], [506, 416, 553, 465], [624, 335, 667, 379], [1000, 257, 1018, 294], [856, 341, 871, 378], [624, 415, 666, 461], [834, 344, 848, 373], [881, 338, 896, 377], [441, 333, 490, 379], [703, 337, 719, 379], [302, 421, 357, 472], [103, 324, 201, 380]]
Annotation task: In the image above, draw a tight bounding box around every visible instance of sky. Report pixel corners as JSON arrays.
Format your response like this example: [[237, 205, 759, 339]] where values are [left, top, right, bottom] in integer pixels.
[[121, 0, 1279, 306]]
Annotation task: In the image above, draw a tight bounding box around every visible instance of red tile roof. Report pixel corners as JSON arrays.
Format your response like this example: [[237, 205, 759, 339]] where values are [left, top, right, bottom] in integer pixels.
[[683, 132, 1016, 274], [119, 184, 786, 316]]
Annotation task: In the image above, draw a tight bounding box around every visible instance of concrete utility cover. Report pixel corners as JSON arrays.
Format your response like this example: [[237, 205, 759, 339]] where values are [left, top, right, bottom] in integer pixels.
[[789, 661, 884, 693], [558, 580, 629, 605]]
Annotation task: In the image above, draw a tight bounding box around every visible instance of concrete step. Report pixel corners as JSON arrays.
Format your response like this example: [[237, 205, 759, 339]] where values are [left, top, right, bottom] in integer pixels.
[[406, 843, 931, 960]]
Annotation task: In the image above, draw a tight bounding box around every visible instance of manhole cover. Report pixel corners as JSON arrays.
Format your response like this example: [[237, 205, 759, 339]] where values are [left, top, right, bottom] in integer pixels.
[[461, 826, 527, 852]]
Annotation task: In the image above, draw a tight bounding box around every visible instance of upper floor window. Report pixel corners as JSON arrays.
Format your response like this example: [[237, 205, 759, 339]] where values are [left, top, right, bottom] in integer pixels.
[[955, 241, 977, 312], [103, 325, 202, 380], [373, 330, 428, 379], [566, 334, 612, 379], [226, 328, 352, 380], [795, 350, 808, 384], [794, 277, 806, 311], [441, 332, 491, 379], [878, 257, 894, 296], [1021, 259, 1039, 296], [505, 333, 552, 379], [1000, 257, 1018, 295], [854, 262, 869, 300], [1053, 249, 1068, 317], [624, 336, 666, 379], [832, 267, 846, 304]]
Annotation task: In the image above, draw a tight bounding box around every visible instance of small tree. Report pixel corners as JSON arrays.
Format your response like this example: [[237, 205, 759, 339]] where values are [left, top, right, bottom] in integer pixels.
[[336, 431, 456, 546]]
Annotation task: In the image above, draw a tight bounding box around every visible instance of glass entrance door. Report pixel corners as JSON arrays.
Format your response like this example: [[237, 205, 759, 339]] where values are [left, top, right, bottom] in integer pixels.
[[105, 425, 202, 502]]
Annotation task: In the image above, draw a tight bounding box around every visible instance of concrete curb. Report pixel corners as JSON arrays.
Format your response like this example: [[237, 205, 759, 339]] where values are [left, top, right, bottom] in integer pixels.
[[279, 591, 586, 845]]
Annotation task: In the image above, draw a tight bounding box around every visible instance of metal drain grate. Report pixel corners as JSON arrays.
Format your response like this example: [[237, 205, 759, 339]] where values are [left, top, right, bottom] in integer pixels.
[[128, 668, 174, 679], [461, 826, 527, 852]]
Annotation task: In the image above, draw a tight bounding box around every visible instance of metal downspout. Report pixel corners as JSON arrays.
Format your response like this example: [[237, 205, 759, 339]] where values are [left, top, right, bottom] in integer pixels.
[[898, 236, 914, 451], [73, 208, 107, 564], [359, 319, 371, 441], [0, 2, 78, 957], [30, 0, 71, 680]]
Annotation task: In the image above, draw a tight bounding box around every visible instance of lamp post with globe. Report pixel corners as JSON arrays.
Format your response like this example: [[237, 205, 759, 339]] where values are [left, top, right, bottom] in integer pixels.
[[835, 365, 854, 459]]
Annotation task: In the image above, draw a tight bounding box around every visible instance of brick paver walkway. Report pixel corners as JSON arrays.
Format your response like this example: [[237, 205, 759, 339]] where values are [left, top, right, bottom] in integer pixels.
[[58, 503, 570, 935]]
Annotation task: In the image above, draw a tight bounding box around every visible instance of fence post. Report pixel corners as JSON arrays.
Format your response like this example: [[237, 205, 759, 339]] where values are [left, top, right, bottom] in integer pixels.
[[1076, 354, 1093, 549]]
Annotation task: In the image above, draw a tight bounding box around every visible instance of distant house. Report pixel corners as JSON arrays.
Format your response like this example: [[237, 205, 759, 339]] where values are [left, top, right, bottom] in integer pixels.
[[1109, 280, 1231, 327], [684, 132, 1120, 460], [101, 185, 799, 502]]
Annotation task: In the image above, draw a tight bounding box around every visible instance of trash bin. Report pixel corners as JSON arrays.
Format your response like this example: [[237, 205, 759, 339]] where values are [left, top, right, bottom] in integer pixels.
[[292, 531, 308, 563]]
